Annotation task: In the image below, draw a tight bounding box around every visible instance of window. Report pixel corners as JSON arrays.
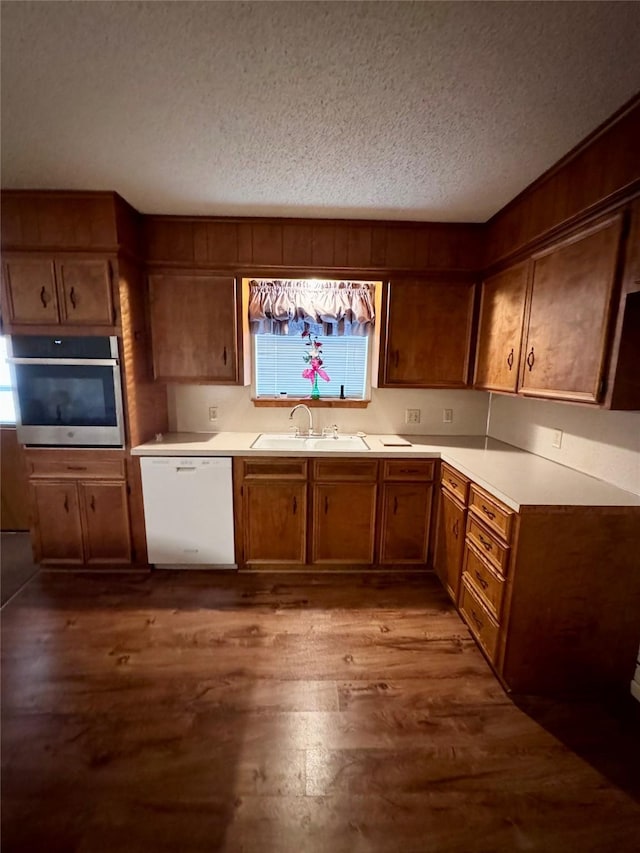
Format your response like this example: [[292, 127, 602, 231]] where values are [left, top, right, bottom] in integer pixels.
[[248, 279, 377, 400], [255, 333, 369, 399], [0, 336, 16, 423]]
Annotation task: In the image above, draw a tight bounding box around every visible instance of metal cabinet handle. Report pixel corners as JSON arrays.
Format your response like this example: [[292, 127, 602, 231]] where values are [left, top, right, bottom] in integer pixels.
[[475, 570, 488, 590], [526, 347, 535, 371], [448, 478, 458, 488], [452, 518, 459, 538], [324, 496, 329, 515], [223, 346, 227, 366], [292, 496, 297, 514], [66, 465, 87, 471], [40, 286, 49, 307], [481, 505, 496, 520], [507, 348, 514, 370], [90, 496, 96, 512], [63, 495, 69, 513], [393, 496, 398, 515], [69, 287, 77, 309], [478, 533, 492, 552]]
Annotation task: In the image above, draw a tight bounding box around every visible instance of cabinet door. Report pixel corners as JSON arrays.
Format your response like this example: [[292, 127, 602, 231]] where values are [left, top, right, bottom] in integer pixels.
[[57, 259, 114, 325], [31, 480, 84, 564], [380, 279, 475, 387], [149, 274, 239, 382], [434, 488, 466, 603], [243, 481, 307, 565], [379, 482, 433, 565], [519, 215, 623, 403], [311, 482, 377, 564], [474, 262, 529, 392], [3, 258, 59, 324], [79, 481, 131, 565]]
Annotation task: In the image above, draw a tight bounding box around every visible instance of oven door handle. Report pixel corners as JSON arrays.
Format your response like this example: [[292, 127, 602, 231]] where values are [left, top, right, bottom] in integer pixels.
[[7, 357, 120, 367]]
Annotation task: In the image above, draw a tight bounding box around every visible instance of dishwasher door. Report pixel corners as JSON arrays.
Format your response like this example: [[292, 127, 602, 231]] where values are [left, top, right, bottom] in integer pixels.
[[140, 456, 235, 567]]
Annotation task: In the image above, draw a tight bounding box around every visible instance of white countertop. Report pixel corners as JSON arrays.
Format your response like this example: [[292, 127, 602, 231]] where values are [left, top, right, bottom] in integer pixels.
[[131, 432, 640, 511]]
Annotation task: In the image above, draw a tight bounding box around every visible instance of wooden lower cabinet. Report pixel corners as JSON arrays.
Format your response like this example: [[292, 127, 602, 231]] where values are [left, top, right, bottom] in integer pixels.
[[243, 480, 307, 565], [26, 449, 132, 567], [311, 481, 377, 564], [434, 486, 467, 601]]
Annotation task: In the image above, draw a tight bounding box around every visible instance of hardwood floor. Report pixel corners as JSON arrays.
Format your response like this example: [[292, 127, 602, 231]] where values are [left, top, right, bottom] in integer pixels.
[[2, 570, 639, 852]]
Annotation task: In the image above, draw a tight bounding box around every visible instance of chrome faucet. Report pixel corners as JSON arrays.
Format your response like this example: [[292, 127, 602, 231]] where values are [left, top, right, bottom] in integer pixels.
[[289, 404, 314, 436]]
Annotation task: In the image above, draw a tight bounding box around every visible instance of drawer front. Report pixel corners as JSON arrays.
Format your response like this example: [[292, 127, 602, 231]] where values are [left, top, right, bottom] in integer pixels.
[[382, 459, 435, 481], [241, 457, 308, 479], [466, 515, 510, 576], [462, 545, 505, 620], [312, 458, 378, 481], [26, 450, 125, 480], [468, 485, 514, 542], [440, 463, 470, 505], [459, 579, 500, 662]]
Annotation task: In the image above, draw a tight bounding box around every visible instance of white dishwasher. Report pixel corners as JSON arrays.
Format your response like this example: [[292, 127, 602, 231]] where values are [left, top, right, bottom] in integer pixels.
[[140, 456, 235, 568]]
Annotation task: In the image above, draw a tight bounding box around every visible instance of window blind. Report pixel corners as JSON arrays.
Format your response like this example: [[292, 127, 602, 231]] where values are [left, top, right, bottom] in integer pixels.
[[255, 333, 368, 398], [0, 336, 16, 423]]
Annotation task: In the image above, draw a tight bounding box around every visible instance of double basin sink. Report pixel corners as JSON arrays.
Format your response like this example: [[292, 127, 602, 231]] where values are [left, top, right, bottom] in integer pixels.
[[251, 433, 370, 452]]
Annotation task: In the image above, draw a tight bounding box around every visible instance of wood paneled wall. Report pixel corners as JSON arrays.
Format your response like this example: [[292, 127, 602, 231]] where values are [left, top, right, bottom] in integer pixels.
[[485, 95, 640, 267], [144, 217, 484, 273]]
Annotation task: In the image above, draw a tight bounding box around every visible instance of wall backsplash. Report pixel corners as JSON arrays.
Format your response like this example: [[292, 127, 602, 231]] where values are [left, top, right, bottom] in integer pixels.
[[487, 394, 640, 495], [168, 386, 491, 438]]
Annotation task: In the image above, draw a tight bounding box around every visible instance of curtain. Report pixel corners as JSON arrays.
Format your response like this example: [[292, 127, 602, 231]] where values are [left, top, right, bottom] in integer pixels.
[[248, 280, 375, 336]]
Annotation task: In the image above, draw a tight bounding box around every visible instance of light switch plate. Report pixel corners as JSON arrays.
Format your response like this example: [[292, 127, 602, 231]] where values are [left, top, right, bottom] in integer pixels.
[[208, 406, 218, 422], [552, 428, 563, 449], [405, 408, 421, 424], [443, 408, 453, 423]]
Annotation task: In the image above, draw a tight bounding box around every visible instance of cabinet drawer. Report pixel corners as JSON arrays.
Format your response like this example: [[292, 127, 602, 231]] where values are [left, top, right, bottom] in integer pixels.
[[441, 463, 469, 505], [312, 459, 378, 481], [462, 545, 505, 620], [459, 578, 500, 662], [26, 450, 125, 480], [468, 485, 514, 542], [466, 515, 510, 576], [241, 457, 308, 479], [382, 459, 435, 481]]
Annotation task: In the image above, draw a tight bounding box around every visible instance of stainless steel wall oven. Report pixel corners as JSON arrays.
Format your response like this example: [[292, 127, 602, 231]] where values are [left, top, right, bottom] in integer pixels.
[[7, 335, 125, 447]]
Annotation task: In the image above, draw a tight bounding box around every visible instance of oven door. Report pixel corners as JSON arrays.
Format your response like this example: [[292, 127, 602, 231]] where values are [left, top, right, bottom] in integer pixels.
[[9, 357, 125, 447]]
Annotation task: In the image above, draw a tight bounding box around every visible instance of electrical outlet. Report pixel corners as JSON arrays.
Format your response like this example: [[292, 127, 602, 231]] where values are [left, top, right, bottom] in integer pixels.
[[552, 428, 563, 449], [443, 408, 453, 423], [208, 406, 218, 422], [405, 408, 421, 425]]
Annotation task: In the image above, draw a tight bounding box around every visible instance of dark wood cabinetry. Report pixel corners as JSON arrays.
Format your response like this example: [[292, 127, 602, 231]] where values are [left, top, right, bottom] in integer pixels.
[[378, 459, 434, 565], [310, 459, 378, 565], [26, 450, 131, 567], [474, 262, 529, 393], [148, 273, 241, 382], [236, 458, 307, 566], [519, 214, 623, 404], [379, 279, 476, 388], [434, 463, 469, 602], [2, 255, 114, 328]]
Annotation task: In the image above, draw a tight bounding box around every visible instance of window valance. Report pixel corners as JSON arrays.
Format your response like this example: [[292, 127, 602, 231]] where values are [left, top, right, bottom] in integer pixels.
[[248, 279, 375, 336]]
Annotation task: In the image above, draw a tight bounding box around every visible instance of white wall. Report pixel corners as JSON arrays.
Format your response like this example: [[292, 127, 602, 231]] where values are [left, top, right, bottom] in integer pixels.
[[487, 394, 640, 495], [168, 385, 491, 438]]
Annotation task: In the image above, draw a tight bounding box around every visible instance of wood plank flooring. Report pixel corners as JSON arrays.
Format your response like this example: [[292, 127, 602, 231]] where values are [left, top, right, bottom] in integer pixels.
[[2, 570, 639, 852]]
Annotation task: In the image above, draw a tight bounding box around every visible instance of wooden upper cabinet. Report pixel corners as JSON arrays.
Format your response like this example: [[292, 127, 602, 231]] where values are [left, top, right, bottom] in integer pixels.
[[3, 258, 59, 324], [57, 259, 114, 324], [2, 256, 114, 328], [380, 279, 475, 387], [149, 274, 241, 382], [519, 215, 624, 403], [474, 262, 529, 393]]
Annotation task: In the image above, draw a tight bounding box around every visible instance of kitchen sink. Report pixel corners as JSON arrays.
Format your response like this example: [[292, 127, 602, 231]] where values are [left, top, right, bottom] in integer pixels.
[[251, 433, 370, 451]]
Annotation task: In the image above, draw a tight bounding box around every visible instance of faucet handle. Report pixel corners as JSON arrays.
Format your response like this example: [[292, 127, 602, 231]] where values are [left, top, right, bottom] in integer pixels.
[[322, 424, 339, 438]]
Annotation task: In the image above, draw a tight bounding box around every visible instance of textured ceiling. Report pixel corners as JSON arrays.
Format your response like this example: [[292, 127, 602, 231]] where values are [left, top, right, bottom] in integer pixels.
[[2, 1, 640, 222]]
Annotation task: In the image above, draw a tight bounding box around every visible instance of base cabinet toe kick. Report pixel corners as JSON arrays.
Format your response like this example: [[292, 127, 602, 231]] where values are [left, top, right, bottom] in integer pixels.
[[434, 463, 640, 696]]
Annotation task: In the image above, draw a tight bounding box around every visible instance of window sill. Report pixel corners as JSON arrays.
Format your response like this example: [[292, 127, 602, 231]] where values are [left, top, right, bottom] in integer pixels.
[[252, 398, 369, 408]]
